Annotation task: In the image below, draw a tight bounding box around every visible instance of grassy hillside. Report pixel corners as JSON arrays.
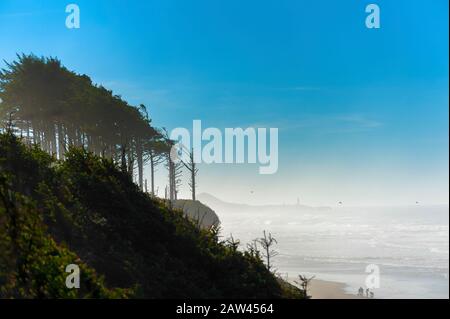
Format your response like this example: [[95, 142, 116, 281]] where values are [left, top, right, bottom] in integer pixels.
[[0, 131, 303, 299]]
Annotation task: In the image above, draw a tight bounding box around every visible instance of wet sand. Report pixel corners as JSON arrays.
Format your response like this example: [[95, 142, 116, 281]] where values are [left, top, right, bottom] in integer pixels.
[[308, 279, 365, 299]]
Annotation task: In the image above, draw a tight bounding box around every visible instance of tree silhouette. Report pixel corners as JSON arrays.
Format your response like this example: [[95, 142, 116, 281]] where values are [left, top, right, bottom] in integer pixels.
[[295, 275, 315, 299], [145, 137, 166, 196], [257, 230, 278, 272], [0, 54, 166, 192], [180, 146, 199, 201]]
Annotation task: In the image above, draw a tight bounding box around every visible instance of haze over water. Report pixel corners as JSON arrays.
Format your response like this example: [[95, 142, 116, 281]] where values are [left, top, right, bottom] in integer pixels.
[[205, 195, 449, 299]]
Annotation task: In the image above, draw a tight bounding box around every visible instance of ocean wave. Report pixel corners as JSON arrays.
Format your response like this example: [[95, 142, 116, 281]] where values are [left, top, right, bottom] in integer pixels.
[[278, 254, 449, 271]]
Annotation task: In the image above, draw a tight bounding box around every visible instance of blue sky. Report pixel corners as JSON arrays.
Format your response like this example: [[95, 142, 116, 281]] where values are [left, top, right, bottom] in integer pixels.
[[0, 0, 448, 205]]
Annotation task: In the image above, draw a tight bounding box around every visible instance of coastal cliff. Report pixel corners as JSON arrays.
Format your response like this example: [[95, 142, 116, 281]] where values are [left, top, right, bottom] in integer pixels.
[[172, 199, 220, 230]]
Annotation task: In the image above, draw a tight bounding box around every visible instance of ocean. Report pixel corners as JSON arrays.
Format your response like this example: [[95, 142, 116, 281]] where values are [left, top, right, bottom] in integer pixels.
[[217, 204, 449, 299]]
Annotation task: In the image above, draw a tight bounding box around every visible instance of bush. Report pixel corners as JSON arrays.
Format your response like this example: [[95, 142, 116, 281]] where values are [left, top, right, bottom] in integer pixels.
[[0, 132, 302, 298]]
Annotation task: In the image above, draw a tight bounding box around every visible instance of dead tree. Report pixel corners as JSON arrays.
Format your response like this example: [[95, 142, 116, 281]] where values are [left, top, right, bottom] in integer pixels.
[[295, 274, 315, 299], [148, 148, 164, 195], [167, 156, 175, 201], [173, 160, 183, 199], [180, 146, 199, 201], [166, 154, 183, 201], [257, 230, 278, 272], [161, 128, 178, 202]]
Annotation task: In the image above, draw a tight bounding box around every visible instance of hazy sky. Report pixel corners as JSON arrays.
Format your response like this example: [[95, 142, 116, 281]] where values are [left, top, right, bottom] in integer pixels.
[[0, 0, 448, 206]]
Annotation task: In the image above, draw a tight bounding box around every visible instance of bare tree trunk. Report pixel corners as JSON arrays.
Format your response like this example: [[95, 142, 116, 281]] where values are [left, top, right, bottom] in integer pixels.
[[26, 121, 30, 145], [181, 148, 198, 201], [191, 167, 196, 201], [169, 158, 175, 201], [57, 122, 64, 160], [150, 154, 155, 195], [121, 145, 127, 173], [136, 141, 143, 190], [127, 146, 134, 179]]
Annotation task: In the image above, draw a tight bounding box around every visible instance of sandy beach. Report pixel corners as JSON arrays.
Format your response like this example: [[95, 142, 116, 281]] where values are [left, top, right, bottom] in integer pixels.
[[308, 279, 365, 299], [286, 279, 365, 299]]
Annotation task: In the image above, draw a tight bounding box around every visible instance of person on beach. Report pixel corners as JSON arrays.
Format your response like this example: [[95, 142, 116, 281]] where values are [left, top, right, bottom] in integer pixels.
[[366, 288, 370, 297], [358, 287, 364, 296]]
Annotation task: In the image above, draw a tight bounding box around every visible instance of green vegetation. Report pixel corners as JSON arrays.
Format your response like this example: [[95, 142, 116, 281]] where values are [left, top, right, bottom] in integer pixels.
[[0, 54, 303, 298], [0, 131, 302, 298], [0, 54, 164, 193]]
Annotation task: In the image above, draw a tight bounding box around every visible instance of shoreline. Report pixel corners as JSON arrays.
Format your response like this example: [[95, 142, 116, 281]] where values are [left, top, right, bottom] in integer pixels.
[[308, 279, 364, 299], [288, 278, 365, 299]]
